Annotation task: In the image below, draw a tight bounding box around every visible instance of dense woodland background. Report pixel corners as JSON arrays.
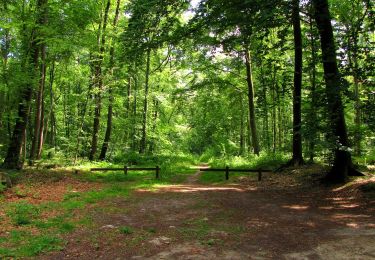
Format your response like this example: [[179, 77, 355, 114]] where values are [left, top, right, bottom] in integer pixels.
[[0, 0, 373, 182]]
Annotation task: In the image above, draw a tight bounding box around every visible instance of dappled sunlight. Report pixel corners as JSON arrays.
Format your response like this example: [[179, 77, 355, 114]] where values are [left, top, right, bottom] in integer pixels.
[[338, 203, 360, 209], [190, 165, 210, 170], [325, 197, 353, 201], [331, 214, 372, 220], [135, 184, 250, 193], [346, 223, 360, 228], [282, 205, 309, 210], [305, 221, 316, 228], [319, 206, 334, 210], [246, 218, 271, 228]]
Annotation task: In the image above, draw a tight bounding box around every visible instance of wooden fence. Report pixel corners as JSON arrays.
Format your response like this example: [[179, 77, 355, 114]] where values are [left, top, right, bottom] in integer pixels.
[[90, 166, 161, 179], [199, 166, 272, 181]]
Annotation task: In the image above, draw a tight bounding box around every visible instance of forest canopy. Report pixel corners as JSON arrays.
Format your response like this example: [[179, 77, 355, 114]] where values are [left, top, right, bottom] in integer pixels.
[[0, 0, 374, 183]]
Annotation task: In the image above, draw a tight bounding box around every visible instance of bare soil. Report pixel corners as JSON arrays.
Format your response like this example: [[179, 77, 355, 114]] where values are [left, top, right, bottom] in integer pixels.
[[38, 166, 375, 260]]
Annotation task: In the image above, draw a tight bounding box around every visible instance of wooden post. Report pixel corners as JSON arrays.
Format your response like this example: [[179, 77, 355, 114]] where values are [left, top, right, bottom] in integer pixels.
[[156, 166, 160, 179], [124, 166, 128, 175], [225, 166, 229, 180], [258, 170, 262, 181]]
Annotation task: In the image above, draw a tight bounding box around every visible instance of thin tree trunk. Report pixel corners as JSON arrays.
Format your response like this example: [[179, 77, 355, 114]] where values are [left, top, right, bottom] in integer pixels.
[[30, 42, 47, 163], [271, 78, 276, 153], [244, 49, 260, 155], [260, 63, 270, 151], [308, 10, 318, 163], [312, 0, 362, 182], [89, 0, 111, 161], [131, 74, 138, 151], [352, 38, 361, 156], [291, 0, 304, 165], [148, 97, 159, 153], [139, 48, 151, 154], [99, 0, 121, 160], [271, 67, 277, 154], [239, 94, 244, 155], [42, 58, 55, 148]]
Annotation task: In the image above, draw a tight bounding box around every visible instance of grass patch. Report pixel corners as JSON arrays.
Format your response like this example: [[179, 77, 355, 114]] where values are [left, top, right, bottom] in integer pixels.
[[7, 202, 40, 226], [119, 226, 134, 234], [0, 230, 63, 258]]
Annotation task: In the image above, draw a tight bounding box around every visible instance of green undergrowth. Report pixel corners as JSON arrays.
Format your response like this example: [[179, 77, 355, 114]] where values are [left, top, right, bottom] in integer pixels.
[[205, 152, 288, 169], [199, 152, 288, 184]]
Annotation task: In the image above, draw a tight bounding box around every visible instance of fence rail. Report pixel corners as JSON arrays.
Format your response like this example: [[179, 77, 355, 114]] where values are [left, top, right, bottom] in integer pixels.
[[90, 166, 160, 179], [199, 166, 272, 181]]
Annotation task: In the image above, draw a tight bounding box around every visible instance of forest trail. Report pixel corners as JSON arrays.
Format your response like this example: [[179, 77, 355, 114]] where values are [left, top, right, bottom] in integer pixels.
[[40, 171, 375, 260], [185, 163, 208, 184]]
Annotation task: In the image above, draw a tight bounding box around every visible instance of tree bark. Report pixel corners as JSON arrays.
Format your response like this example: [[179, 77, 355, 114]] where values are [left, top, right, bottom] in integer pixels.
[[291, 0, 304, 165], [312, 0, 362, 182], [244, 49, 260, 155], [30, 42, 47, 163], [131, 74, 138, 151], [99, 0, 121, 160], [239, 93, 244, 155], [89, 0, 111, 161], [308, 9, 318, 163]]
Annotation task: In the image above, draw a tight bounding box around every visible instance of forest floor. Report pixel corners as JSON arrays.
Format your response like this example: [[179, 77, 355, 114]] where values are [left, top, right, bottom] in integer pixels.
[[1, 164, 375, 259]]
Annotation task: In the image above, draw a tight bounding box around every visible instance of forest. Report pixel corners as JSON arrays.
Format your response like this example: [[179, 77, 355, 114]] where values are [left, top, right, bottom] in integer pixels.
[[0, 0, 374, 180], [0, 0, 374, 258]]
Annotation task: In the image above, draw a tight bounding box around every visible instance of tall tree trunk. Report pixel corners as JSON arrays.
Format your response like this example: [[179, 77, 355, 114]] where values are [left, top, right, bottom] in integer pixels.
[[239, 93, 244, 155], [312, 0, 362, 182], [308, 10, 318, 163], [352, 37, 361, 156], [291, 0, 304, 165], [30, 42, 47, 163], [139, 48, 151, 154], [99, 0, 121, 160], [2, 0, 46, 169], [148, 96, 159, 153], [131, 74, 138, 151], [0, 13, 10, 137], [89, 0, 111, 161], [244, 49, 260, 155], [260, 64, 270, 151], [42, 58, 55, 148], [271, 66, 277, 154]]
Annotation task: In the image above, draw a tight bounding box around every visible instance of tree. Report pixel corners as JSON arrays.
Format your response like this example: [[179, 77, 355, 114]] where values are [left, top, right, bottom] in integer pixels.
[[99, 0, 122, 160], [290, 0, 304, 165], [312, 0, 362, 182], [89, 0, 111, 161], [2, 0, 47, 169]]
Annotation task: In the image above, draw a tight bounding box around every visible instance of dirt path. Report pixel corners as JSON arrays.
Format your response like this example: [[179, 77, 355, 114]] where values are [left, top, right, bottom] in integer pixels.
[[42, 170, 375, 260], [185, 164, 207, 184]]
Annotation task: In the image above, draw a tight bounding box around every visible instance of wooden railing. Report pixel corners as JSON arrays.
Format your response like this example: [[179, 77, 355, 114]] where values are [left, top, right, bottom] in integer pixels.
[[90, 166, 161, 179], [199, 166, 272, 181]]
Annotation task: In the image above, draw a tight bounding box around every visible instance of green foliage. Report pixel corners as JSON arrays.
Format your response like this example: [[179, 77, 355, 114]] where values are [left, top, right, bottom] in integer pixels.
[[0, 183, 6, 193], [7, 202, 40, 226], [119, 226, 134, 234], [0, 230, 62, 258]]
